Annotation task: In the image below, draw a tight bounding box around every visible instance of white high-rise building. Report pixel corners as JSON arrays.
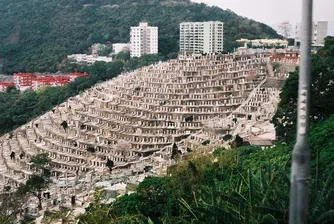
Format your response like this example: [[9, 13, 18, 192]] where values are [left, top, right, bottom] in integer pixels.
[[180, 21, 224, 54], [294, 21, 328, 47], [130, 22, 158, 57]]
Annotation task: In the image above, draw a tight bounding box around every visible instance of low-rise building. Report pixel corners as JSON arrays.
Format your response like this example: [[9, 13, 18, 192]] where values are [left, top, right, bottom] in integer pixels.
[[13, 73, 36, 91], [237, 39, 289, 48], [67, 54, 113, 65], [112, 43, 131, 54], [32, 76, 71, 90], [0, 82, 15, 92], [13, 72, 89, 91]]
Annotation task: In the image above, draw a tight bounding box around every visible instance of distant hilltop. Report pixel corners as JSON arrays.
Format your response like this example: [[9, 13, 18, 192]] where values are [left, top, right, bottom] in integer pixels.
[[0, 0, 279, 74], [99, 0, 192, 7]]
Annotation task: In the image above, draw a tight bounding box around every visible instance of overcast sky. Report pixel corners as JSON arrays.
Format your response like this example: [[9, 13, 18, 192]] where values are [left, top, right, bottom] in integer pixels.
[[192, 0, 334, 35]]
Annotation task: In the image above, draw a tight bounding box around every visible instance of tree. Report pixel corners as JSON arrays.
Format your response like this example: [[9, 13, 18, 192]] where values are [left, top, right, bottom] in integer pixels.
[[110, 193, 145, 218], [167, 52, 178, 59], [278, 21, 292, 40], [17, 175, 50, 210], [60, 121, 68, 130], [30, 153, 51, 175], [114, 52, 131, 62], [309, 116, 334, 179], [87, 147, 96, 153], [31, 153, 50, 169], [232, 135, 244, 148], [136, 177, 171, 219], [171, 143, 180, 160], [78, 189, 116, 224], [98, 46, 113, 57], [16, 153, 51, 210], [6, 86, 17, 93], [0, 192, 25, 224], [10, 151, 15, 160], [223, 134, 233, 141], [106, 159, 114, 172], [4, 186, 11, 192], [184, 115, 194, 122], [111, 176, 171, 221]]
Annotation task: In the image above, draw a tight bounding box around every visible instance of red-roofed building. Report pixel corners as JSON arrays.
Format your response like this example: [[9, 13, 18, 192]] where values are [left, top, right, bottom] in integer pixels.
[[32, 76, 72, 90], [13, 72, 89, 91], [13, 73, 36, 91], [54, 76, 72, 85], [0, 82, 15, 92]]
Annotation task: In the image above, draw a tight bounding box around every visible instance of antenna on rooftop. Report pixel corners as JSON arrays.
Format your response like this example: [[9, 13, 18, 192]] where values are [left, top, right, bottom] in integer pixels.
[[289, 0, 313, 223]]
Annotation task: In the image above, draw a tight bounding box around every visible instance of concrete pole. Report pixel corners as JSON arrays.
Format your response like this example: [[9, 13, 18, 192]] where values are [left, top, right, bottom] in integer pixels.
[[289, 0, 313, 223]]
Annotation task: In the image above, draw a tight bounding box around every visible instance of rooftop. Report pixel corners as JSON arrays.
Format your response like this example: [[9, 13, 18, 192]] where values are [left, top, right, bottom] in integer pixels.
[[0, 82, 15, 87]]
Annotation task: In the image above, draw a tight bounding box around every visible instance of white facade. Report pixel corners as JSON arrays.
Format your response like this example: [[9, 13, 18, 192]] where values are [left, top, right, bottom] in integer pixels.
[[180, 21, 224, 54], [112, 43, 131, 54], [130, 22, 158, 57], [237, 39, 288, 48], [67, 54, 113, 65], [295, 21, 328, 47]]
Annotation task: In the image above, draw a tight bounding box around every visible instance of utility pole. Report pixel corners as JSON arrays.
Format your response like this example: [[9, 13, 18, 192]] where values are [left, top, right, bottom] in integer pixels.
[[289, 0, 313, 223]]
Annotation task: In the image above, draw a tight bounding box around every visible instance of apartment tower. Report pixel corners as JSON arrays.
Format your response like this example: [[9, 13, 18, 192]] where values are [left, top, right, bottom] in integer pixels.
[[130, 22, 158, 57], [294, 21, 328, 47], [180, 21, 224, 54]]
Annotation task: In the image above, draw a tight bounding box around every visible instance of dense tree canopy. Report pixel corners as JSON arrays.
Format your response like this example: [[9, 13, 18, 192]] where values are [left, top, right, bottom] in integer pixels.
[[0, 0, 279, 74]]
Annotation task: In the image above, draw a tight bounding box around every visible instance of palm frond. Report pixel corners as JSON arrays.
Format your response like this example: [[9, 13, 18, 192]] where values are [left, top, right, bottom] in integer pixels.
[[179, 198, 199, 221], [260, 214, 278, 224], [237, 170, 250, 189], [316, 210, 334, 224], [252, 206, 285, 218]]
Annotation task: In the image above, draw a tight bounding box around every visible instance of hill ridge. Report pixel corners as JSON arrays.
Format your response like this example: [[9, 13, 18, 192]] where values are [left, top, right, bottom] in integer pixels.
[[0, 0, 279, 73]]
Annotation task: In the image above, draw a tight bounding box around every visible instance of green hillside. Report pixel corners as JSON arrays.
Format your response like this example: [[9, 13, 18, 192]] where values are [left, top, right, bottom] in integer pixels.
[[0, 0, 279, 74]]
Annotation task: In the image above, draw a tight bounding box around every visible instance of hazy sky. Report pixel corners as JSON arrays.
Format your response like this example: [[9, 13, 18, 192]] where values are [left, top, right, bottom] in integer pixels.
[[192, 0, 334, 34]]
